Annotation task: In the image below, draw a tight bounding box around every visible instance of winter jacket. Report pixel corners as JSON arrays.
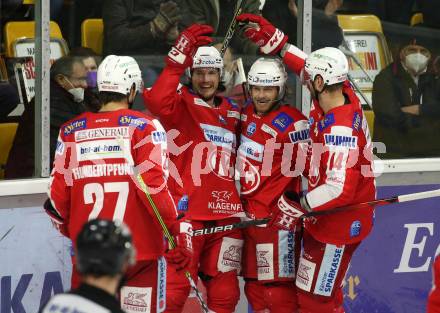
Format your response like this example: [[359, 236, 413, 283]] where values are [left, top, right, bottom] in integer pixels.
[[372, 62, 440, 158]]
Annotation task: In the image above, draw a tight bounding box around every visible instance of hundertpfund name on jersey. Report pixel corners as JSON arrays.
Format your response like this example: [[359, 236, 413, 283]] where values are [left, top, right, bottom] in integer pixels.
[[72, 163, 133, 179]]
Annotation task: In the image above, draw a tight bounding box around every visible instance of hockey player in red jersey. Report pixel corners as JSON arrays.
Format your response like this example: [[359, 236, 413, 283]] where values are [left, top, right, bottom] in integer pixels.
[[239, 57, 309, 313], [236, 13, 376, 313], [143, 24, 243, 313], [45, 55, 193, 313], [428, 252, 440, 313]]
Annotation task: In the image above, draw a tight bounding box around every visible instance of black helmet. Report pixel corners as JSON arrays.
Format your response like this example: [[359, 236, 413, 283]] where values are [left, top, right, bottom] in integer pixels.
[[76, 219, 136, 276]]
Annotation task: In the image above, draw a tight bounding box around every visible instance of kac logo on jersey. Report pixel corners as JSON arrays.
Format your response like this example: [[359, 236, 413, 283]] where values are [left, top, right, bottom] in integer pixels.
[[318, 113, 335, 132], [324, 134, 358, 149], [271, 112, 293, 132], [63, 118, 86, 135], [350, 220, 361, 237], [352, 112, 361, 131], [118, 115, 147, 130], [247, 122, 257, 136]]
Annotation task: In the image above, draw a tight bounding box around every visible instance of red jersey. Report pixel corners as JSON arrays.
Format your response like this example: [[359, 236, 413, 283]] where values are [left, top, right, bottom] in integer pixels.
[[283, 44, 376, 245], [239, 104, 309, 219], [48, 109, 178, 260], [143, 66, 242, 221], [428, 253, 440, 313]]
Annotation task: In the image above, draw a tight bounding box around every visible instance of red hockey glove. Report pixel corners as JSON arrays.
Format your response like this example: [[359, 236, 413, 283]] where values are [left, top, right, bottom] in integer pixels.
[[269, 192, 308, 232], [165, 221, 193, 270], [43, 198, 69, 237], [236, 13, 288, 55], [166, 24, 214, 68]]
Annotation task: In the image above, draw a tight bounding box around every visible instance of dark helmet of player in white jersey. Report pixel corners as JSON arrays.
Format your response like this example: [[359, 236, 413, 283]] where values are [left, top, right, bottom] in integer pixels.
[[76, 219, 136, 276]]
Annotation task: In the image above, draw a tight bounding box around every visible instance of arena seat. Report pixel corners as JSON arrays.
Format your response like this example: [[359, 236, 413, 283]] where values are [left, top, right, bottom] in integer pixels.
[[4, 21, 68, 105], [337, 15, 392, 75], [0, 123, 19, 179], [410, 13, 424, 26], [4, 21, 68, 57], [337, 15, 393, 115], [81, 19, 104, 55]]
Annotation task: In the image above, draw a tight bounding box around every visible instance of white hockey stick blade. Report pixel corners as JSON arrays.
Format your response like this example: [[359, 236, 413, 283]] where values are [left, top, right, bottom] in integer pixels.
[[398, 188, 440, 203]]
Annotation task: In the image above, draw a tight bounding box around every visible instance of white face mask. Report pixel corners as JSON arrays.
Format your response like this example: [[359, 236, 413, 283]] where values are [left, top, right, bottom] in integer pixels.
[[68, 88, 85, 103], [65, 77, 85, 102], [405, 53, 429, 75]]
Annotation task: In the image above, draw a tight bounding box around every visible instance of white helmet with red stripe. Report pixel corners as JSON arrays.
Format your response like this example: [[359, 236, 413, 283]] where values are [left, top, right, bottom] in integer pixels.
[[303, 47, 348, 86], [187, 46, 224, 78], [97, 55, 143, 94], [247, 57, 287, 100]]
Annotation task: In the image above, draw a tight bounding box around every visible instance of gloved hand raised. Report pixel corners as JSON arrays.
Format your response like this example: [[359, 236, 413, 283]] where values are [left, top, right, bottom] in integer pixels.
[[151, 1, 182, 39], [165, 220, 193, 271], [166, 24, 214, 68], [236, 13, 288, 55], [268, 191, 308, 232]]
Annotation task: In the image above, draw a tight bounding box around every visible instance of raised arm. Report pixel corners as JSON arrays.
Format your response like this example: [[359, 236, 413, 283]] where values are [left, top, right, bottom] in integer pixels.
[[143, 24, 213, 121]]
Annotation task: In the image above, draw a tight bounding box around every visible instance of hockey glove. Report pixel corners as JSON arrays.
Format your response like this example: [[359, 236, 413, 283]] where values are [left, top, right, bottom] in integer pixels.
[[165, 221, 193, 270], [166, 24, 214, 68], [151, 1, 182, 39], [269, 192, 308, 232], [43, 198, 69, 237], [236, 13, 288, 55]]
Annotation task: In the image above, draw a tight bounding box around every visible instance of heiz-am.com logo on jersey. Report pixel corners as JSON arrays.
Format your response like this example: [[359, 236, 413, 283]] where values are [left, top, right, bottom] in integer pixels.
[[76, 139, 127, 161]]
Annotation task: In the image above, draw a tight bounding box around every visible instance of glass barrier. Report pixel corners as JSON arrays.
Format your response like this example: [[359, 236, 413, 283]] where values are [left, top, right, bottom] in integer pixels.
[[1, 0, 40, 179], [310, 0, 440, 159]]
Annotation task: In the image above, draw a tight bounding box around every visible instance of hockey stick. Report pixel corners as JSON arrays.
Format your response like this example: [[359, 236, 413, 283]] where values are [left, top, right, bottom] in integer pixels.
[[134, 172, 209, 313], [304, 187, 440, 217], [115, 136, 208, 313], [220, 0, 246, 57], [191, 218, 270, 237], [191, 188, 440, 236]]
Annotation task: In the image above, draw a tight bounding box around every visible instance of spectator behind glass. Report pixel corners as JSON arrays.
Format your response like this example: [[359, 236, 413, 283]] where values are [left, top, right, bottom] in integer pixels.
[[185, 0, 260, 54], [0, 83, 20, 120], [69, 47, 101, 112], [5, 56, 87, 179], [102, 0, 191, 55], [69, 47, 100, 71], [372, 41, 440, 158], [262, 0, 344, 52]]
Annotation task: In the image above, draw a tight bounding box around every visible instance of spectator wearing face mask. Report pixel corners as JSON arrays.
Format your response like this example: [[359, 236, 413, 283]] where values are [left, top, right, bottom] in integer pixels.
[[69, 47, 101, 112], [5, 56, 88, 179], [372, 41, 440, 158]]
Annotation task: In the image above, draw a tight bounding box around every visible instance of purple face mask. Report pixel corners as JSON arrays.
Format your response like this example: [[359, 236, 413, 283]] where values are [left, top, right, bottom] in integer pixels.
[[86, 71, 97, 88]]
